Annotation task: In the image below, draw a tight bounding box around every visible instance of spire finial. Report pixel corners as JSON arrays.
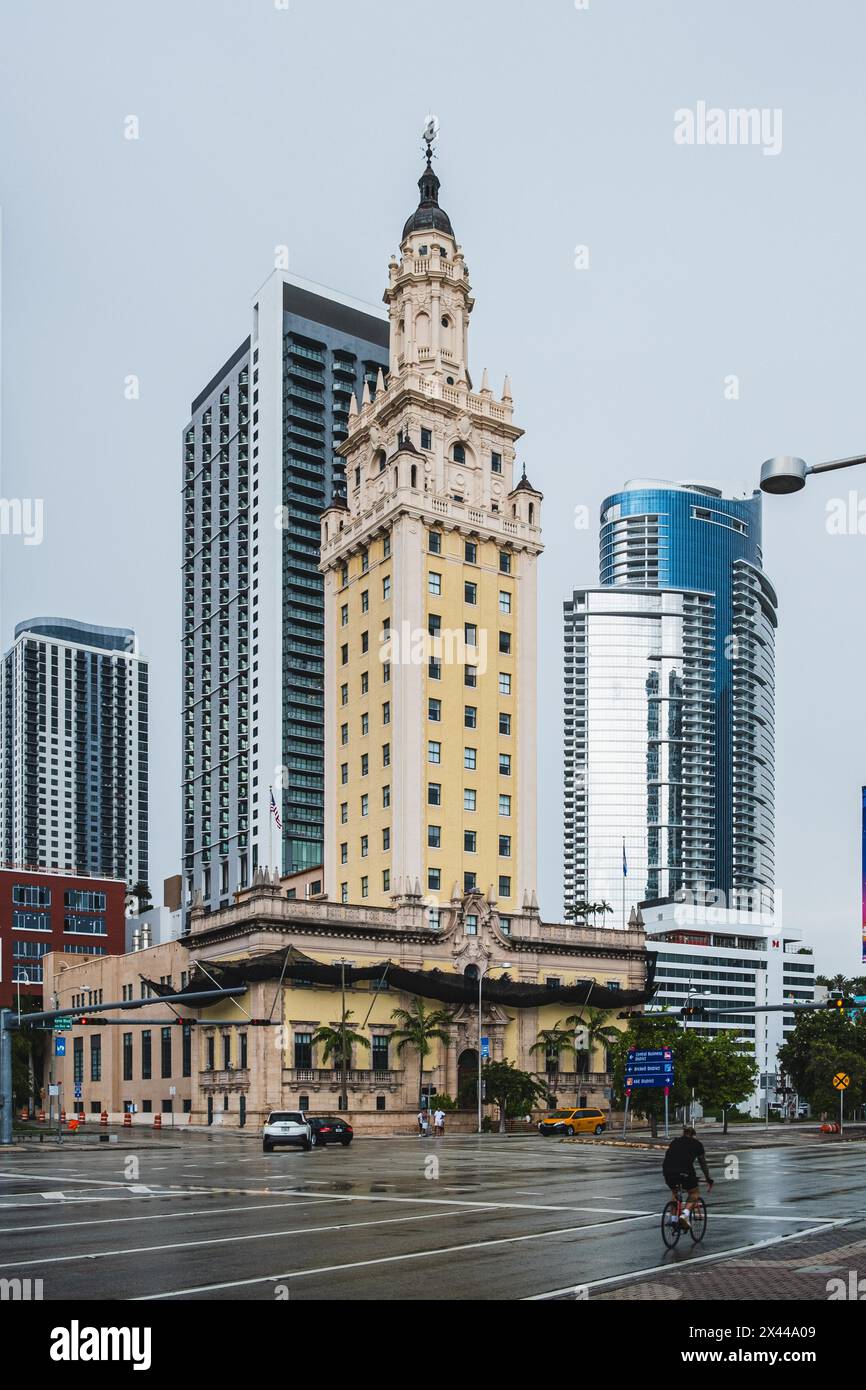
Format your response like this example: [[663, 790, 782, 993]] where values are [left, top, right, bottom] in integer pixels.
[[422, 112, 439, 167]]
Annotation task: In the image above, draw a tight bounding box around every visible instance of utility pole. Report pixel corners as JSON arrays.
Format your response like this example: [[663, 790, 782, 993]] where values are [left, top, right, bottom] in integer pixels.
[[339, 958, 348, 1114], [0, 1011, 13, 1146]]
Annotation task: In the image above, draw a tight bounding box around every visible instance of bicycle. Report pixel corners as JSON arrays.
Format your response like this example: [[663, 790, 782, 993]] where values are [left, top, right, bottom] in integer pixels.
[[661, 1180, 708, 1248]]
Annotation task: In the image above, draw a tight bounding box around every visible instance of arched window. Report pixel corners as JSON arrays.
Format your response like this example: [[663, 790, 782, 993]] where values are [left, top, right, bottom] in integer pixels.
[[411, 464, 417, 488], [453, 443, 466, 464], [464, 964, 479, 982], [394, 465, 399, 488], [528, 502, 535, 524]]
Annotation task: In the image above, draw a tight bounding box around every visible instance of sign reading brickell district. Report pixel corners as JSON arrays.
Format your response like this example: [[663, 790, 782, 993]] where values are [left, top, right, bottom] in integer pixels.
[[624, 1047, 675, 1092]]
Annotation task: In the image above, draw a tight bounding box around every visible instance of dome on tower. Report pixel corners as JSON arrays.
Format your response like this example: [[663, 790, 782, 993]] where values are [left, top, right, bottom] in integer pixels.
[[402, 156, 454, 241]]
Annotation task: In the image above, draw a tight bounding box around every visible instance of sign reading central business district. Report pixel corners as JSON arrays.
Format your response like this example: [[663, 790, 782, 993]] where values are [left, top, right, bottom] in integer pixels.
[[625, 1047, 675, 1090]]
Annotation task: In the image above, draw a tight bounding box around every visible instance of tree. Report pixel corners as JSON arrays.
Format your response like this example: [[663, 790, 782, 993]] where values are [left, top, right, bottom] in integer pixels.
[[390, 999, 453, 1106], [695, 1032, 758, 1133], [127, 880, 152, 912], [480, 1059, 548, 1132], [529, 1021, 576, 1075], [312, 1010, 370, 1067], [564, 1007, 620, 1076], [611, 1015, 729, 1136], [778, 1010, 866, 1101], [803, 1047, 864, 1116]]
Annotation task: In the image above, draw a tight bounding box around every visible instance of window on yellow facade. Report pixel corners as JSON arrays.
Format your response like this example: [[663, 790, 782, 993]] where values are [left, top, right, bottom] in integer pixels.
[[383, 827, 390, 851], [428, 783, 441, 806], [428, 741, 441, 764], [499, 876, 511, 898], [499, 551, 511, 575], [428, 697, 441, 721], [383, 870, 390, 892], [499, 672, 511, 695], [429, 658, 441, 680], [465, 581, 477, 604], [382, 701, 390, 724], [465, 665, 477, 687], [341, 883, 348, 903], [340, 683, 348, 706], [340, 723, 348, 746], [361, 754, 369, 776], [361, 713, 369, 735], [499, 754, 512, 776], [361, 836, 368, 858], [499, 713, 511, 735], [465, 623, 477, 646], [464, 830, 476, 853], [429, 529, 442, 554], [499, 631, 511, 654], [341, 604, 348, 626], [464, 788, 476, 811], [464, 748, 476, 770], [499, 835, 511, 857], [361, 548, 369, 573], [340, 843, 347, 864], [428, 572, 441, 596], [340, 802, 348, 823], [383, 575, 391, 600], [383, 743, 390, 767], [361, 631, 369, 654], [361, 671, 369, 693], [428, 868, 441, 890], [428, 825, 441, 848], [465, 705, 477, 728], [361, 794, 369, 816], [465, 906, 477, 927], [499, 590, 511, 614], [361, 590, 369, 613], [382, 784, 390, 807], [361, 877, 369, 898], [383, 661, 390, 683], [464, 540, 477, 564], [340, 763, 348, 784], [499, 794, 511, 816], [383, 533, 391, 559], [341, 644, 348, 665]]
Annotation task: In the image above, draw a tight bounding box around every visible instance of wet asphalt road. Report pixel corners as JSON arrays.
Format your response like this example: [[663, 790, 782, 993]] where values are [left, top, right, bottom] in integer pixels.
[[0, 1132, 862, 1300]]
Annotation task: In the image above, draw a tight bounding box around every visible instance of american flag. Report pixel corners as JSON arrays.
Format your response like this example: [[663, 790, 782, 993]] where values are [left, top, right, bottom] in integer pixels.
[[269, 787, 283, 831]]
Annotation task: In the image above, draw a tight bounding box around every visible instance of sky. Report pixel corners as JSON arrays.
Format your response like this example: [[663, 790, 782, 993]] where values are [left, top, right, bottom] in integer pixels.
[[1, 0, 864, 974]]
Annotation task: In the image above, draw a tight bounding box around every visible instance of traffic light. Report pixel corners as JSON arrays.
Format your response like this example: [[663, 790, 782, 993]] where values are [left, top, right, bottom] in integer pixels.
[[680, 1004, 709, 1020], [827, 992, 852, 1012]]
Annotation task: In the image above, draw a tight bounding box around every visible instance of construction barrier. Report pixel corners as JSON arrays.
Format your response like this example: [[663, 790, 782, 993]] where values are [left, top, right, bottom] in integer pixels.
[[19, 1109, 28, 1122], [122, 1112, 132, 1128], [153, 1114, 162, 1130], [100, 1111, 108, 1127], [37, 1111, 46, 1123], [60, 1110, 66, 1125]]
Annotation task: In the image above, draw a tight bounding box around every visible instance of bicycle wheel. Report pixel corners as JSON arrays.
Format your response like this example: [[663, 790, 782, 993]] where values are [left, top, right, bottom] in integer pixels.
[[661, 1200, 681, 1248], [689, 1197, 707, 1243]]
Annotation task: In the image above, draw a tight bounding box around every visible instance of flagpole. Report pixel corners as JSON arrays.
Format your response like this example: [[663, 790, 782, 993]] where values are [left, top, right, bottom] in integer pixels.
[[269, 786, 275, 875], [622, 838, 626, 932]]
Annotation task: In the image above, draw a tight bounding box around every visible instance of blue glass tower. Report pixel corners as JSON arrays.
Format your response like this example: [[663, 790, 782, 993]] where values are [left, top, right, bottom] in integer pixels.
[[597, 480, 777, 904]]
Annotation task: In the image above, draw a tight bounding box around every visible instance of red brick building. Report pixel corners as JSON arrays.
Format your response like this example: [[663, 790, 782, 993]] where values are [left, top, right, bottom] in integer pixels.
[[0, 867, 126, 1009]]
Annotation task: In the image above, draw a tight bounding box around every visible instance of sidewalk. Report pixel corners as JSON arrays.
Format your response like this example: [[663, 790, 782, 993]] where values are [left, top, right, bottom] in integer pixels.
[[588, 1220, 866, 1301]]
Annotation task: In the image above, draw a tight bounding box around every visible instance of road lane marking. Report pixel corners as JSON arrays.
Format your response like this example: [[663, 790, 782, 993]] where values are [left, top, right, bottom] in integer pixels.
[[0, 1207, 490, 1271], [134, 1214, 660, 1299], [0, 1198, 341, 1236]]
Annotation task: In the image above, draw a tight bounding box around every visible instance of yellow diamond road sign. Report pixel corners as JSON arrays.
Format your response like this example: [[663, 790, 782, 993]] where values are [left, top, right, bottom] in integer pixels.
[[833, 1072, 850, 1090]]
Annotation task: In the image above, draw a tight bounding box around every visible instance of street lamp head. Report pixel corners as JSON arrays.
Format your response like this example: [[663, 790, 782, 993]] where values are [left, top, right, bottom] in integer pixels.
[[759, 455, 808, 495]]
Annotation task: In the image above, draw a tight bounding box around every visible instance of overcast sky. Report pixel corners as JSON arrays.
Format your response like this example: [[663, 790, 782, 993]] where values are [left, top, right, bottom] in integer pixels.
[[1, 0, 864, 973]]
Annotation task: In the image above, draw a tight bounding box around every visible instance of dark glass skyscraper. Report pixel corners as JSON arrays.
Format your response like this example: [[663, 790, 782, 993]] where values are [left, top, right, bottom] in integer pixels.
[[182, 273, 388, 919], [563, 480, 776, 917]]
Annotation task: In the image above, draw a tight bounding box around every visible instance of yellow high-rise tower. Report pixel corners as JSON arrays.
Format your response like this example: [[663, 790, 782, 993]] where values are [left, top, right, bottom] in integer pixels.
[[321, 129, 543, 921]]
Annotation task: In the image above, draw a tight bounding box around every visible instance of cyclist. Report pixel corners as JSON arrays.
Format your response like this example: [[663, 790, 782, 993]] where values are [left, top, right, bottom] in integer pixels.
[[662, 1125, 713, 1229]]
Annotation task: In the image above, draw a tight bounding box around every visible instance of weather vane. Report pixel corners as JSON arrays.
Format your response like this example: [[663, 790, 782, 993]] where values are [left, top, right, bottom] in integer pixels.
[[422, 112, 439, 164]]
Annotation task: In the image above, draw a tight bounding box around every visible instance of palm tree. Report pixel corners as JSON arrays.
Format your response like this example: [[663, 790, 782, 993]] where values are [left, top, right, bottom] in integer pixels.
[[529, 1022, 576, 1080], [596, 900, 614, 925], [312, 1009, 370, 1071], [391, 999, 454, 1109], [569, 899, 593, 924], [564, 1007, 620, 1077]]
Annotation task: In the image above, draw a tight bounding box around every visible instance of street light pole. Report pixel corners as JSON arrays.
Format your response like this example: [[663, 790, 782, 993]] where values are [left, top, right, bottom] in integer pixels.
[[339, 958, 348, 1115]]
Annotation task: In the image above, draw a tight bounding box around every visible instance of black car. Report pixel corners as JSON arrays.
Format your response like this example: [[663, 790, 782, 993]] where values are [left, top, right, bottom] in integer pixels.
[[308, 1116, 353, 1148]]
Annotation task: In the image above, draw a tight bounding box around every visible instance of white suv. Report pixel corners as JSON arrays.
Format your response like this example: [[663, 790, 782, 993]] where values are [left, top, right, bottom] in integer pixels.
[[262, 1110, 312, 1153]]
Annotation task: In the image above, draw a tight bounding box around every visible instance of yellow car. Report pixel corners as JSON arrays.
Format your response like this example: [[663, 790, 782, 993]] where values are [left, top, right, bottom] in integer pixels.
[[538, 1107, 607, 1137]]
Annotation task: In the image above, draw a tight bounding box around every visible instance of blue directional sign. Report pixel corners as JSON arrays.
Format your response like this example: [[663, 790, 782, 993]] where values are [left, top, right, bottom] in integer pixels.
[[625, 1047, 674, 1090], [54, 1037, 66, 1057], [481, 1036, 490, 1060], [74, 1082, 82, 1100]]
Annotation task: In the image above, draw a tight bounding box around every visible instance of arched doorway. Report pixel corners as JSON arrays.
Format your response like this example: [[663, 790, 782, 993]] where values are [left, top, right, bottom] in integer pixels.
[[457, 1049, 478, 1109]]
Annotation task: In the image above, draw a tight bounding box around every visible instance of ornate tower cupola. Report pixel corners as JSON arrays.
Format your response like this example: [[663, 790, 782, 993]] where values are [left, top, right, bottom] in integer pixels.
[[385, 118, 473, 387]]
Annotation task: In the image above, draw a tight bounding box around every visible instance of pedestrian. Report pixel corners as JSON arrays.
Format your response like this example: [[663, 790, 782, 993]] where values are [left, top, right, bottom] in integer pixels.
[[433, 1106, 445, 1136], [418, 1108, 430, 1137]]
